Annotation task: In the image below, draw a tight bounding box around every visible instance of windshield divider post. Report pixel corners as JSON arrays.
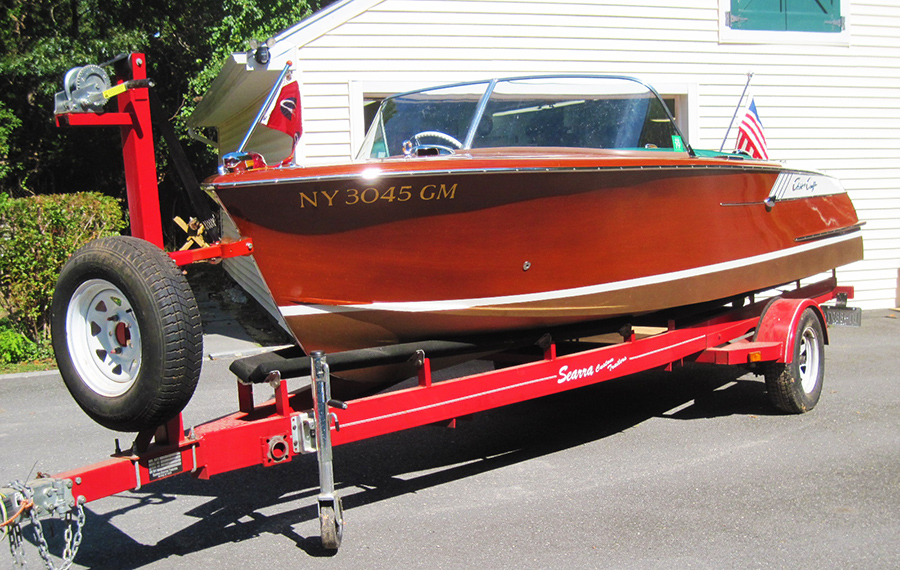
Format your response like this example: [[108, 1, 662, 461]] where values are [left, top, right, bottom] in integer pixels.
[[463, 79, 498, 150]]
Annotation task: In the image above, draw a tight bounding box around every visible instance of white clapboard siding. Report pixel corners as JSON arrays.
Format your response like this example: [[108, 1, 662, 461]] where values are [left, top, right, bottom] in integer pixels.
[[196, 0, 900, 309]]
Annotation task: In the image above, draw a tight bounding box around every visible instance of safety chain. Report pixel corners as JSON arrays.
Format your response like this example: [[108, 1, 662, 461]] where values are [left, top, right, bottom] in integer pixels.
[[8, 522, 28, 568], [3, 481, 85, 570]]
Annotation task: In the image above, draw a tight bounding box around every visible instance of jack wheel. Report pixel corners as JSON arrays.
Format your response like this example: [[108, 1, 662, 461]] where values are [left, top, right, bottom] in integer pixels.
[[764, 308, 825, 414], [51, 236, 203, 432], [320, 502, 343, 551]]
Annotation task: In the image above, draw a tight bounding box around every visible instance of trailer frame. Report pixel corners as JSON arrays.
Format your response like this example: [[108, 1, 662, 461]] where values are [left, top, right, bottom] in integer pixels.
[[39, 275, 849, 552]]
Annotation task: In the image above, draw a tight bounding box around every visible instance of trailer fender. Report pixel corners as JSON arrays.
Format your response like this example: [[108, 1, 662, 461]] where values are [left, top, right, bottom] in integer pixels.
[[754, 297, 829, 364]]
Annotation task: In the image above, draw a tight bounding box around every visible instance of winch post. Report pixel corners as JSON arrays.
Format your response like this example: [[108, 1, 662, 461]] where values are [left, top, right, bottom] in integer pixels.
[[55, 52, 163, 248], [310, 351, 344, 550], [115, 53, 163, 248]]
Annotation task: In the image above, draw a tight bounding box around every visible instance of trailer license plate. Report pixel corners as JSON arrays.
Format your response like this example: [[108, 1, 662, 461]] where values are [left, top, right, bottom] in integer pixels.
[[822, 305, 862, 327]]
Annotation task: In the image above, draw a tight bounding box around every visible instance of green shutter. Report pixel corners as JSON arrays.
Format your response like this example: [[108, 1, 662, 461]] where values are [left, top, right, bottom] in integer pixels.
[[785, 0, 843, 32], [730, 0, 786, 31], [730, 0, 842, 32]]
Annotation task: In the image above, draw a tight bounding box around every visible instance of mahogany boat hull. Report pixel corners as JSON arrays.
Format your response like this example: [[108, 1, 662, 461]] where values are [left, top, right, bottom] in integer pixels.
[[208, 150, 863, 370]]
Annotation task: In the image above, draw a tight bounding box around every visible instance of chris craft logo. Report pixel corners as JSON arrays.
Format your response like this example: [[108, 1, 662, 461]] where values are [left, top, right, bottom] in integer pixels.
[[299, 183, 458, 208], [791, 176, 818, 194], [557, 356, 627, 384], [770, 173, 843, 201]]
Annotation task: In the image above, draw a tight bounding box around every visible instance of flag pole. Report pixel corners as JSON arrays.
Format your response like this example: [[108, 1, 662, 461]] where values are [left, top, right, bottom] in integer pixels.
[[236, 61, 293, 153], [719, 71, 754, 152]]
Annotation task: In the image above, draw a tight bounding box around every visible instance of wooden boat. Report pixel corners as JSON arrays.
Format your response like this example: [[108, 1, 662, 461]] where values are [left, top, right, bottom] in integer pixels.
[[206, 75, 863, 364]]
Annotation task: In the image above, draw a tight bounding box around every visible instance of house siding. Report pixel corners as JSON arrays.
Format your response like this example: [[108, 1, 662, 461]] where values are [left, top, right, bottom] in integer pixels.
[[232, 0, 900, 309]]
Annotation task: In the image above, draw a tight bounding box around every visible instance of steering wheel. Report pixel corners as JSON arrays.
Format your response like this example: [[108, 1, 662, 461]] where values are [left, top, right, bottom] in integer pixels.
[[412, 130, 464, 149]]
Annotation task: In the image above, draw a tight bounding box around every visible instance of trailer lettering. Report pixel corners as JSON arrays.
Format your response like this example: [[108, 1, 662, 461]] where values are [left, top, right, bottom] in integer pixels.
[[556, 356, 628, 384], [557, 364, 595, 384], [597, 357, 627, 372]]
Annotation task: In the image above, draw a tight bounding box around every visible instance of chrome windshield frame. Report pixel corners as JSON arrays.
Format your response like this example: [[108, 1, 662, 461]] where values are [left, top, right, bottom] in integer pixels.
[[359, 74, 693, 158]]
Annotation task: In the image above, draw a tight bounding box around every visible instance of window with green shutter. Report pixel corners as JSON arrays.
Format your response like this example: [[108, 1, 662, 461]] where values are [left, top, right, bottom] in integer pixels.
[[728, 0, 843, 33]]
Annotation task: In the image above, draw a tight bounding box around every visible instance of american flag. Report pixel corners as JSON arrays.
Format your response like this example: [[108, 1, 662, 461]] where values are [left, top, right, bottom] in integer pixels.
[[735, 97, 768, 160]]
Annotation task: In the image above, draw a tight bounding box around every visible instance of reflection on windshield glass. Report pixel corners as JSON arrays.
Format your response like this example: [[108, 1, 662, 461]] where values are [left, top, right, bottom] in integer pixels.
[[359, 76, 681, 159]]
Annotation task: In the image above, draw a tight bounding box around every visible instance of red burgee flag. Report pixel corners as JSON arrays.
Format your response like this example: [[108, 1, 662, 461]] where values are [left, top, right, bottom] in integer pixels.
[[735, 96, 769, 160], [262, 79, 302, 140]]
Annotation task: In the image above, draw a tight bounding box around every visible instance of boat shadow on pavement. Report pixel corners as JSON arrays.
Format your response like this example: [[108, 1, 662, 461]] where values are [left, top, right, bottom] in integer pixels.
[[28, 362, 780, 568]]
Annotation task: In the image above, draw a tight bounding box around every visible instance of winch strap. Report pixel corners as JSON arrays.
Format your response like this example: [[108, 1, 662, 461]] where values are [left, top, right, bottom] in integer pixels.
[[148, 90, 220, 242]]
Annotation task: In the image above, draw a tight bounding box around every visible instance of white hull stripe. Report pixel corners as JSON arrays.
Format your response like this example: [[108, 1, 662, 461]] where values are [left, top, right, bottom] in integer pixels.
[[279, 232, 860, 317]]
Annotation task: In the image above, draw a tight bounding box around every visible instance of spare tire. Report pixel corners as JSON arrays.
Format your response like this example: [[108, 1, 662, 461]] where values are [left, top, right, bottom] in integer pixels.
[[51, 236, 203, 432]]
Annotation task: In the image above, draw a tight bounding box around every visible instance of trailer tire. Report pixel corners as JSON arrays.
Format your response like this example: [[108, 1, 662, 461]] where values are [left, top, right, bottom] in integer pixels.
[[764, 308, 825, 414], [51, 236, 203, 432]]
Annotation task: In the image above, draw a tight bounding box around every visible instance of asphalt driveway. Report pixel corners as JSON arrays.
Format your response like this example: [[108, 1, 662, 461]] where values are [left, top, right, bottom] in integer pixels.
[[1, 311, 898, 569]]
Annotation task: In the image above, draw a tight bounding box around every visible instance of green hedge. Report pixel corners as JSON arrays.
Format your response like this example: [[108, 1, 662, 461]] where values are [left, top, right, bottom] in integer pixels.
[[0, 192, 127, 361]]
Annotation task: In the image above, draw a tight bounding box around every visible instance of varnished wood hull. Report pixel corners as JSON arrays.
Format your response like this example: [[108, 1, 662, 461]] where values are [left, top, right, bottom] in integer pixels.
[[208, 150, 863, 370]]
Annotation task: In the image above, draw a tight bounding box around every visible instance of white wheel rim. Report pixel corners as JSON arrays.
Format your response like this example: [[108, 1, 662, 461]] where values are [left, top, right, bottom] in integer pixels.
[[797, 326, 820, 394], [66, 279, 142, 397]]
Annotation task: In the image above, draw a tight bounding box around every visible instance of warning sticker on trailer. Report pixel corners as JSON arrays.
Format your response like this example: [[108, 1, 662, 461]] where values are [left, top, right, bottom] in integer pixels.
[[148, 452, 183, 481]]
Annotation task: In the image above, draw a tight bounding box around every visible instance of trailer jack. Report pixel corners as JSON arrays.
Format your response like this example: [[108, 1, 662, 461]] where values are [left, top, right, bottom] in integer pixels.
[[310, 352, 345, 550], [286, 352, 346, 549]]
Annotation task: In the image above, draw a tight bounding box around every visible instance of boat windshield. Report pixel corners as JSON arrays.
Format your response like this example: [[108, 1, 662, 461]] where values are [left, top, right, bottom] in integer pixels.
[[357, 76, 685, 159]]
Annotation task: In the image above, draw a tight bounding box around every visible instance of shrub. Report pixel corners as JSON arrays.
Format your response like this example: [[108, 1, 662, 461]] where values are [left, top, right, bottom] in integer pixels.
[[0, 325, 37, 364], [0, 192, 127, 355]]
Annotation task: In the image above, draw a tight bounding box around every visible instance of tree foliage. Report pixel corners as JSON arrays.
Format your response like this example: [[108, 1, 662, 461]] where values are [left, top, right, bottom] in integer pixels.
[[0, 0, 317, 204]]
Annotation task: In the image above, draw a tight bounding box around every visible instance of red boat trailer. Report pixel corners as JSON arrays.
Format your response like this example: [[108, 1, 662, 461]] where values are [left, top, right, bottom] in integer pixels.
[[38, 276, 851, 553], [2, 54, 858, 559]]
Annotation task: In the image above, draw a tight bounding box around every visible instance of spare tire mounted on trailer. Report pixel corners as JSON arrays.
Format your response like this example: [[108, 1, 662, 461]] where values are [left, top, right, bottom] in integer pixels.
[[51, 236, 203, 432]]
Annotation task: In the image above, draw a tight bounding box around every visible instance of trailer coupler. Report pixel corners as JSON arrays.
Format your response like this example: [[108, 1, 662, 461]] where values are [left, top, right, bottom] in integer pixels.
[[2, 478, 86, 569]]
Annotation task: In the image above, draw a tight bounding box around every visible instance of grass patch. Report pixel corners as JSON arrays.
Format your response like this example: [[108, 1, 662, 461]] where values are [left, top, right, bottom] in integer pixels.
[[0, 357, 56, 376]]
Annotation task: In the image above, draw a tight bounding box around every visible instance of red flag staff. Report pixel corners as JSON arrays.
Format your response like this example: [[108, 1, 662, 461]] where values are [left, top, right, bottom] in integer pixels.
[[236, 61, 294, 153]]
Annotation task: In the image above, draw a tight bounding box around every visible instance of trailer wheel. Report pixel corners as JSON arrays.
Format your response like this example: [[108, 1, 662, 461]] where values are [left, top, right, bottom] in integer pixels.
[[51, 236, 203, 432], [764, 308, 825, 414], [320, 504, 343, 550]]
